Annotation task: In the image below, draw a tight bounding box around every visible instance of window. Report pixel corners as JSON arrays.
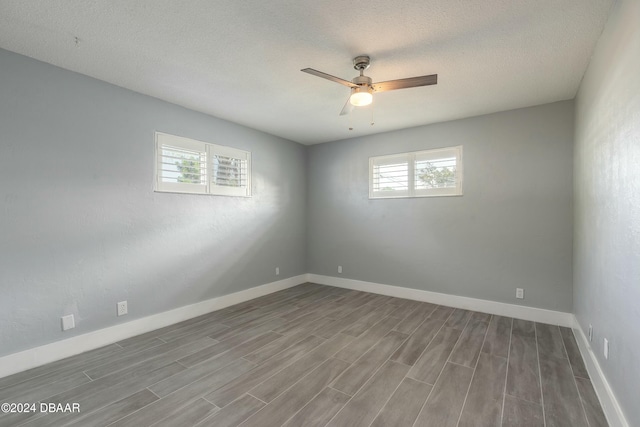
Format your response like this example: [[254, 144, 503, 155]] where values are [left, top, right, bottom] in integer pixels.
[[369, 145, 462, 199], [155, 132, 251, 197]]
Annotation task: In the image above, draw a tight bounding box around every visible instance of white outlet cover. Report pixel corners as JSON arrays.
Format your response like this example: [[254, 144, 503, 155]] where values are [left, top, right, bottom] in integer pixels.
[[604, 338, 609, 359], [338, 266, 342, 274], [588, 324, 593, 341], [516, 288, 524, 299], [61, 314, 75, 331], [117, 301, 128, 317], [276, 267, 280, 276]]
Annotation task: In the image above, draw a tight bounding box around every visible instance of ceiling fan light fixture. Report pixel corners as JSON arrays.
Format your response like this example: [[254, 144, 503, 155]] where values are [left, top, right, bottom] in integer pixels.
[[350, 86, 373, 106]]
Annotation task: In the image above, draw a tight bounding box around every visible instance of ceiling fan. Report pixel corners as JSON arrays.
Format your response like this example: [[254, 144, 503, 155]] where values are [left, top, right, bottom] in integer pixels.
[[301, 55, 437, 116]]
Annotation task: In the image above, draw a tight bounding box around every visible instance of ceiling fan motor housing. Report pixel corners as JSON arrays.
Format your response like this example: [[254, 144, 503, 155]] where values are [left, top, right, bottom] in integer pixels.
[[352, 75, 372, 86]]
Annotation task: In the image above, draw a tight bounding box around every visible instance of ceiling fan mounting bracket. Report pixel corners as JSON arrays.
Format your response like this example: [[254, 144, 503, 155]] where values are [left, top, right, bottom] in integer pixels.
[[352, 55, 371, 72]]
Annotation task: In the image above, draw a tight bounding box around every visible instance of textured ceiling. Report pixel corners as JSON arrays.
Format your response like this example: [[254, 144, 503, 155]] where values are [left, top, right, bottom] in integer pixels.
[[0, 0, 613, 144]]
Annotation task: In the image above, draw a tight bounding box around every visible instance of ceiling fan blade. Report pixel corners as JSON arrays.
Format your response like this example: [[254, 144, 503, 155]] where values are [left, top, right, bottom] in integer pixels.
[[372, 74, 437, 92], [301, 68, 358, 88], [339, 96, 354, 116]]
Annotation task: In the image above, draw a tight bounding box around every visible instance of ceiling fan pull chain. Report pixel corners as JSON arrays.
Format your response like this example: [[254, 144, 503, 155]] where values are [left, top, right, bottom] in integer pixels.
[[371, 101, 375, 126], [349, 112, 354, 131]]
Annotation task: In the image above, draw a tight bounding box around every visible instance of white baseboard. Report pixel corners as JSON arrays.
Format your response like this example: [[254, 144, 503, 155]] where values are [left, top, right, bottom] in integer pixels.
[[572, 317, 629, 427], [0, 274, 307, 379], [307, 274, 574, 327]]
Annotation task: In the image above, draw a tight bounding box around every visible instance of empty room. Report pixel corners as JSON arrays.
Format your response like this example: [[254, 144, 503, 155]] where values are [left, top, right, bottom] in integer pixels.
[[0, 1, 638, 426]]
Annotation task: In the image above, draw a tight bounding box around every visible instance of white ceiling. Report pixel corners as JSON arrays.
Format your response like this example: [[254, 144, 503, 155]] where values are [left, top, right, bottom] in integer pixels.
[[0, 0, 613, 145]]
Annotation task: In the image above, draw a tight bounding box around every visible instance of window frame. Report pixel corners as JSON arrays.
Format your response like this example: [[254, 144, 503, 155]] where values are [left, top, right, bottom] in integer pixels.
[[154, 132, 252, 197], [369, 145, 463, 199]]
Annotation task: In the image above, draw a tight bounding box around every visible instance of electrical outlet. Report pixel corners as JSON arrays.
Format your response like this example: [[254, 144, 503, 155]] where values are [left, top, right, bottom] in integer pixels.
[[603, 338, 609, 359], [275, 267, 280, 276], [588, 324, 593, 342], [516, 288, 524, 299], [338, 265, 342, 274], [117, 301, 128, 317], [61, 314, 75, 331]]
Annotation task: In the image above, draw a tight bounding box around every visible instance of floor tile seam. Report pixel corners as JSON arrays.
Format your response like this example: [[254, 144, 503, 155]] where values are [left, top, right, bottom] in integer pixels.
[[212, 319, 284, 347], [213, 339, 329, 407], [396, 309, 440, 339], [563, 330, 590, 378], [446, 360, 473, 369], [158, 320, 231, 342], [146, 386, 161, 399], [454, 314, 493, 427], [199, 397, 221, 411], [69, 387, 153, 427], [366, 370, 409, 427], [102, 388, 197, 427], [244, 370, 339, 427], [451, 309, 474, 334], [0, 372, 55, 394], [410, 369, 439, 427], [290, 302, 355, 332], [0, 349, 132, 395], [133, 354, 268, 425], [277, 306, 326, 324], [155, 316, 235, 340], [452, 315, 492, 368], [149, 356, 251, 402], [535, 322, 569, 360], [396, 307, 450, 370], [86, 337, 216, 380], [315, 307, 384, 339], [245, 392, 268, 405], [186, 342, 262, 370], [245, 339, 354, 405], [273, 313, 328, 336], [559, 325, 592, 427], [337, 322, 409, 366], [161, 328, 226, 345], [408, 307, 472, 426], [326, 386, 351, 398], [396, 305, 438, 335], [384, 305, 462, 427], [324, 340, 411, 426], [439, 307, 467, 368], [345, 329, 412, 376], [390, 304, 424, 333], [503, 392, 546, 406], [406, 375, 435, 386], [109, 337, 218, 375], [499, 317, 514, 426], [340, 306, 396, 337], [533, 322, 548, 427], [281, 293, 339, 315], [0, 366, 93, 401], [279, 379, 349, 427], [209, 392, 261, 418], [215, 309, 288, 333], [218, 298, 305, 329], [10, 364, 145, 416]]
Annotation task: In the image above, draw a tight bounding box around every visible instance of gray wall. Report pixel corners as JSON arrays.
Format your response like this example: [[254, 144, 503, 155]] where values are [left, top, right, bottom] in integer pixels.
[[0, 49, 307, 357], [307, 101, 574, 312], [574, 0, 640, 424]]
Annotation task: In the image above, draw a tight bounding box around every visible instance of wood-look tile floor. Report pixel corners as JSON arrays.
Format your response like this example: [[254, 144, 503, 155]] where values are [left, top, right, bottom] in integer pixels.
[[0, 283, 608, 427]]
